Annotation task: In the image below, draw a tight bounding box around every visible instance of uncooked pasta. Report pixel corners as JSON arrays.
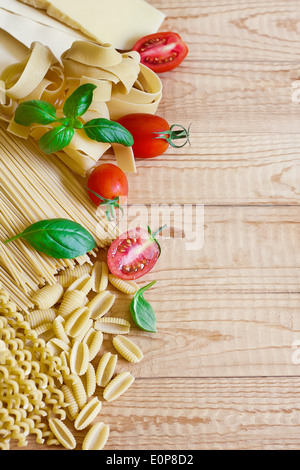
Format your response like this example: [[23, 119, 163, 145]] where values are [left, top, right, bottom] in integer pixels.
[[0, 122, 119, 311]]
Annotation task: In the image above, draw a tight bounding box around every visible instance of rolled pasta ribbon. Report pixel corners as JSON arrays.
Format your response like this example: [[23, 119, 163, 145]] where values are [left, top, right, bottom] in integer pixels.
[[1, 42, 56, 100], [0, 39, 162, 175]]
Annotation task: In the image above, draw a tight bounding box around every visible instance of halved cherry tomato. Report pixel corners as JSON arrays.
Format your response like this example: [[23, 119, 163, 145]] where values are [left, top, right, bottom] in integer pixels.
[[87, 163, 128, 220], [132, 32, 188, 73], [107, 227, 164, 280], [117, 113, 190, 159]]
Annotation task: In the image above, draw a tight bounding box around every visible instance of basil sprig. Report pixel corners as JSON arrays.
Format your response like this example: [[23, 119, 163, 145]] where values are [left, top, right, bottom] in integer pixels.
[[130, 281, 157, 333], [14, 83, 134, 154], [4, 219, 97, 259]]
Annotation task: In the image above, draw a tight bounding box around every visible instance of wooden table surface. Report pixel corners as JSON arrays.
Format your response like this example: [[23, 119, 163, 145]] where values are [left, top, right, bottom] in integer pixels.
[[8, 0, 300, 451], [110, 0, 300, 451]]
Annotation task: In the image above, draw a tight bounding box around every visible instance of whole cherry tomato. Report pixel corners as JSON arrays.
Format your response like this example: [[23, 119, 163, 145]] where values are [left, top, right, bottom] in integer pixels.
[[117, 113, 190, 159], [87, 163, 128, 220]]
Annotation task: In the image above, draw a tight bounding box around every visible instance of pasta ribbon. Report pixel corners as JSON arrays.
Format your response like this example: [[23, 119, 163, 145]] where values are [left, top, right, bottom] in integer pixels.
[[0, 40, 163, 176]]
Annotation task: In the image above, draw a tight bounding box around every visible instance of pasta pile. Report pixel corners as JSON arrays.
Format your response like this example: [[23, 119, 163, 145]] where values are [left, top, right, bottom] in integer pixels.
[[0, 121, 120, 311], [0, 40, 163, 176], [0, 261, 144, 450]]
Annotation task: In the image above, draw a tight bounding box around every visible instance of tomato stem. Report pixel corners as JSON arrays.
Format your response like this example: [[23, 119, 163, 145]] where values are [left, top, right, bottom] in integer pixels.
[[85, 186, 124, 223], [148, 224, 167, 257], [153, 123, 192, 149]]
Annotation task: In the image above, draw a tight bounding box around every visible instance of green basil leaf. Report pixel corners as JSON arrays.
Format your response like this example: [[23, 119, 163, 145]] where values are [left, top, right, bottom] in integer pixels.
[[63, 83, 97, 119], [4, 219, 97, 259], [14, 100, 58, 126], [38, 125, 74, 154], [130, 281, 157, 333], [83, 118, 134, 147]]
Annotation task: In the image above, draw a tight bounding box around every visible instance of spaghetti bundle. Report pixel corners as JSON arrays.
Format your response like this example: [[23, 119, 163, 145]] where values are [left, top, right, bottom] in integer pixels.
[[0, 122, 119, 311]]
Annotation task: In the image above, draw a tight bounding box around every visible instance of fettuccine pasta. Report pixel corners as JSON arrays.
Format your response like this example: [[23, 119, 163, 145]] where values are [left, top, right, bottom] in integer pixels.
[[0, 40, 163, 176]]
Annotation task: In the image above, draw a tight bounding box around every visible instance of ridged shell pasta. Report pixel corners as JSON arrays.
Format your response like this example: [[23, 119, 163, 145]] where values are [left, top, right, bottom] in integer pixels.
[[31, 284, 64, 309], [113, 335, 144, 363], [56, 264, 92, 288], [108, 274, 139, 295], [94, 317, 131, 334], [82, 422, 110, 451], [48, 418, 76, 450], [66, 274, 93, 296], [96, 352, 118, 387], [91, 261, 109, 293], [83, 329, 103, 361], [61, 384, 79, 421], [71, 374, 88, 409], [70, 341, 89, 376], [58, 290, 87, 318], [87, 291, 115, 320], [74, 397, 102, 431], [64, 307, 92, 338], [84, 363, 97, 397], [26, 308, 57, 328], [103, 372, 135, 402]]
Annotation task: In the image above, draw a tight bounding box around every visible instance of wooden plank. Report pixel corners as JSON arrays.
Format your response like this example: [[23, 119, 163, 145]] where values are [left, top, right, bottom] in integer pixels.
[[103, 291, 300, 377], [117, 133, 300, 205], [152, 0, 300, 61], [155, 61, 300, 133], [115, 206, 300, 293], [11, 377, 300, 450]]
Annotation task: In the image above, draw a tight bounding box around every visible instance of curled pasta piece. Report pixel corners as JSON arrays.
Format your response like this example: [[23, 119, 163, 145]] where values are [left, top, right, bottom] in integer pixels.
[[82, 422, 110, 451], [94, 317, 131, 335], [66, 274, 93, 296], [83, 329, 103, 362], [34, 322, 53, 337], [96, 352, 118, 388], [71, 375, 87, 409], [31, 284, 64, 309], [113, 335, 144, 364], [58, 290, 86, 318], [70, 341, 89, 376], [108, 275, 139, 295], [26, 309, 57, 328], [56, 264, 92, 288], [52, 316, 70, 344], [47, 338, 70, 357], [74, 319, 93, 343], [87, 291, 116, 320], [61, 384, 79, 421], [83, 363, 96, 398], [64, 307, 92, 338], [103, 372, 135, 403], [91, 261, 109, 293], [48, 418, 76, 450], [74, 396, 102, 431]]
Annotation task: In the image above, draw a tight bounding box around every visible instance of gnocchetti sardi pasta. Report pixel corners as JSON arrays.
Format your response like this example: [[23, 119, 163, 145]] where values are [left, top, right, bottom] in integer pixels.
[[96, 352, 118, 388], [94, 317, 131, 334], [74, 397, 102, 431], [113, 335, 144, 363], [82, 422, 110, 451], [103, 372, 135, 402]]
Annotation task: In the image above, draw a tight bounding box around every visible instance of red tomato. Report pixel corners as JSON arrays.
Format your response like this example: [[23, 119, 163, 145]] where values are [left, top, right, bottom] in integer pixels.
[[117, 113, 170, 159], [132, 31, 188, 73], [117, 113, 191, 159], [87, 163, 128, 206], [107, 227, 161, 280]]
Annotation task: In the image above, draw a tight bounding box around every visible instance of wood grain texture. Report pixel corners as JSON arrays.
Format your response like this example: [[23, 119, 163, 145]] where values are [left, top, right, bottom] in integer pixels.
[[152, 0, 300, 61], [11, 378, 300, 450], [7, 0, 300, 451]]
